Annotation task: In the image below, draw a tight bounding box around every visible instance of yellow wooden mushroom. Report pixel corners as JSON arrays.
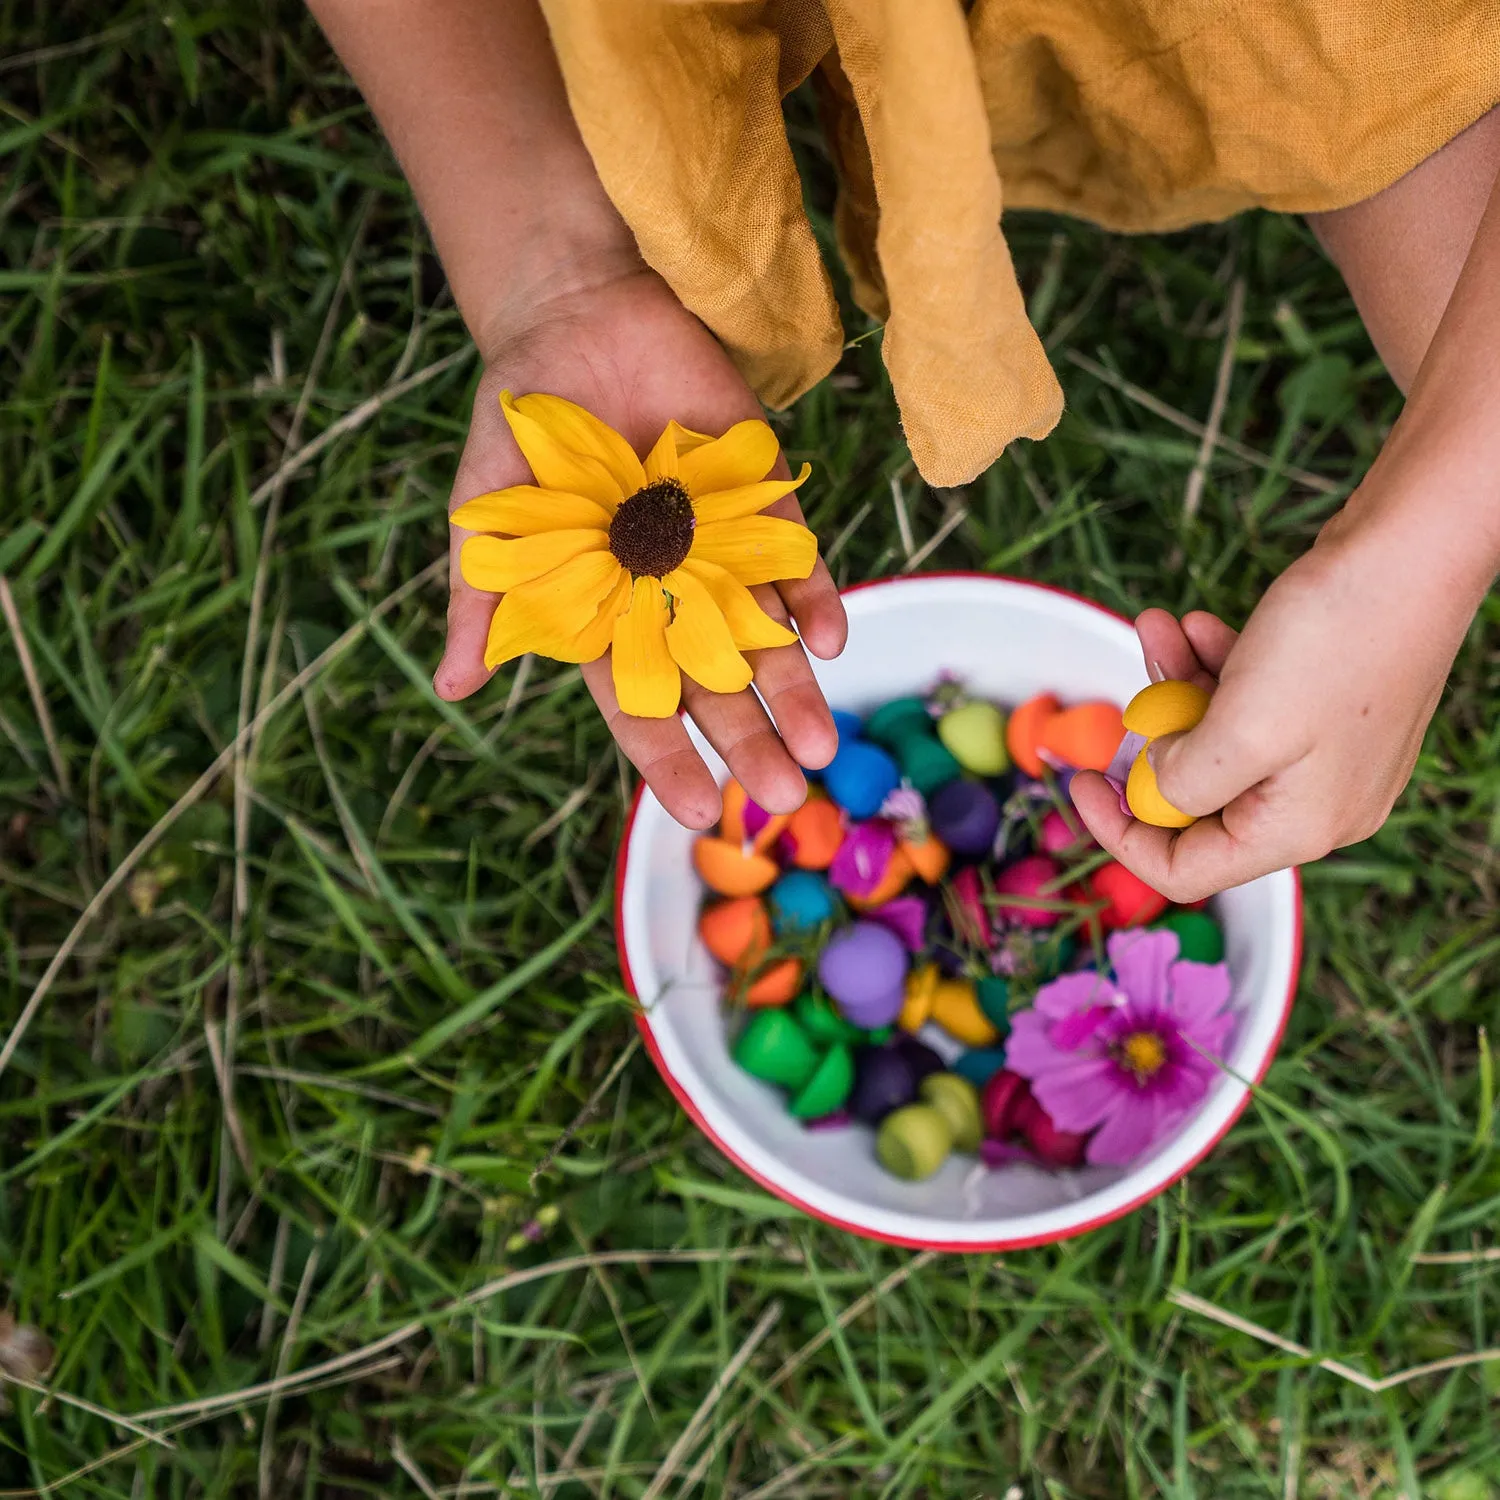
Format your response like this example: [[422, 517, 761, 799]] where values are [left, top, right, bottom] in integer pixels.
[[1122, 680, 1212, 829], [898, 964, 999, 1047]]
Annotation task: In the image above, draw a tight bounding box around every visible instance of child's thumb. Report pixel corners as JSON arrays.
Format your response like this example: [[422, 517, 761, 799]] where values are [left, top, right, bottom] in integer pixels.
[[1146, 707, 1282, 820]]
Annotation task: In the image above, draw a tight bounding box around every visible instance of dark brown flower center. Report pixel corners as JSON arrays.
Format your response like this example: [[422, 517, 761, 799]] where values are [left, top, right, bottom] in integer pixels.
[[608, 478, 695, 579]]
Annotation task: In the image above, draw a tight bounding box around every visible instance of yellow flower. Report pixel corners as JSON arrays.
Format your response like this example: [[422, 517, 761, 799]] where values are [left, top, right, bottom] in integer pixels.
[[453, 392, 817, 717]]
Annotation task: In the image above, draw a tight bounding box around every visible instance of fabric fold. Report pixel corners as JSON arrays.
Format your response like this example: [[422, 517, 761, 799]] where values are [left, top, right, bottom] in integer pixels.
[[539, 0, 1500, 488]]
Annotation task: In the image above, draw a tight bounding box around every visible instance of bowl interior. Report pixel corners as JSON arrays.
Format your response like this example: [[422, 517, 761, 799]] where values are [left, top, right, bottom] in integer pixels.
[[618, 575, 1299, 1247]]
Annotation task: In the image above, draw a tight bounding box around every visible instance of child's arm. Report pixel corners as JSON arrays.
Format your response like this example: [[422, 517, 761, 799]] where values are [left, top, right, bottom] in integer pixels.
[[1073, 167, 1500, 898], [309, 0, 846, 828]]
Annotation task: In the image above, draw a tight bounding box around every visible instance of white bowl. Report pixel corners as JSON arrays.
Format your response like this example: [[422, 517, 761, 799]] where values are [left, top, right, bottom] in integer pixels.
[[616, 573, 1302, 1250]]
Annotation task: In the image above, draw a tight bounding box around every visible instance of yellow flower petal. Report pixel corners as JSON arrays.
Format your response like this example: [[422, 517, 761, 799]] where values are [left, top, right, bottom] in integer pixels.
[[483, 599, 543, 671], [511, 392, 646, 499], [512, 549, 622, 631], [482, 552, 625, 669], [451, 486, 613, 535], [499, 391, 625, 510], [612, 577, 680, 718], [643, 425, 679, 484], [664, 419, 714, 456], [663, 569, 753, 694], [564, 570, 633, 664], [691, 463, 811, 524], [461, 531, 607, 593], [483, 579, 626, 670], [687, 516, 818, 586], [680, 559, 798, 651], [678, 419, 780, 496]]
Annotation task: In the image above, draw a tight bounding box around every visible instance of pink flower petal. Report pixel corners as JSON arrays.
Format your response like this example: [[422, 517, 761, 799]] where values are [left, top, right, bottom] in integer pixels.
[[1107, 929, 1178, 1009], [1032, 970, 1120, 1022], [1085, 1098, 1164, 1165], [1049, 1003, 1115, 1051], [1003, 1010, 1076, 1079], [1145, 1060, 1211, 1114], [1165, 959, 1232, 1030], [1031, 1058, 1127, 1132], [1094, 1001, 1163, 1046], [1189, 1012, 1237, 1061]]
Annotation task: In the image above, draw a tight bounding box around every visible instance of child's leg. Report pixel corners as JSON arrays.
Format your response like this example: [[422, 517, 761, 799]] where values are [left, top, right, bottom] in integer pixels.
[[1308, 105, 1500, 393]]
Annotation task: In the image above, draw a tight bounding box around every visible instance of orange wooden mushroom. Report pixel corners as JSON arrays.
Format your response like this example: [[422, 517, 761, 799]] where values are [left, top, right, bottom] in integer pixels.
[[1036, 701, 1125, 773], [740, 956, 802, 1008], [1006, 693, 1061, 779], [780, 794, 844, 870], [698, 897, 772, 967], [899, 831, 950, 885], [693, 837, 780, 897]]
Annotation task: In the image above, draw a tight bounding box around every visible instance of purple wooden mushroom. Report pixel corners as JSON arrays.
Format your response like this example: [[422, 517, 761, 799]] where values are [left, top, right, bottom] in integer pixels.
[[817, 921, 908, 1029], [847, 1046, 920, 1124], [893, 1034, 945, 1084], [928, 779, 1000, 860]]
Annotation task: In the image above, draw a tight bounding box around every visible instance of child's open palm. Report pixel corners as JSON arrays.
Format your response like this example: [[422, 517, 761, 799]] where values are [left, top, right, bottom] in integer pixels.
[[435, 267, 847, 829]]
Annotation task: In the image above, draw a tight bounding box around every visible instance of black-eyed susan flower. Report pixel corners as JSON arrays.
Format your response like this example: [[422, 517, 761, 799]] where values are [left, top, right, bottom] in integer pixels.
[[453, 392, 817, 718]]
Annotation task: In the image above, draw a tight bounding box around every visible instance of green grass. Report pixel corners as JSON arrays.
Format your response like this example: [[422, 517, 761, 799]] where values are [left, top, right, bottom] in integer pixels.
[[4, 5, 1500, 1497]]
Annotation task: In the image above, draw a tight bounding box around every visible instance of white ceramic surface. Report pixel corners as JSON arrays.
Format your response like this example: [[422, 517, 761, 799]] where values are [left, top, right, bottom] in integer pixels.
[[617, 575, 1301, 1249]]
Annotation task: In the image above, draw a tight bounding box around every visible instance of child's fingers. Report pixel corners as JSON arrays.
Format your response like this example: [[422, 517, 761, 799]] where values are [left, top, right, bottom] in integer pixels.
[[676, 519, 822, 810], [680, 677, 809, 815], [1069, 771, 1182, 883], [777, 554, 847, 661], [1147, 684, 1290, 820], [1134, 608, 1218, 690], [761, 493, 847, 661], [746, 643, 839, 774], [743, 582, 838, 771], [434, 521, 500, 701], [1181, 610, 1239, 677], [585, 656, 723, 830], [436, 383, 525, 700], [433, 590, 499, 701], [1069, 770, 1292, 903]]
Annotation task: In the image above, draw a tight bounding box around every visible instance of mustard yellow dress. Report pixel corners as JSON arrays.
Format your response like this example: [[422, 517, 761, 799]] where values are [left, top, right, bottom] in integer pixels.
[[538, 1, 1500, 487]]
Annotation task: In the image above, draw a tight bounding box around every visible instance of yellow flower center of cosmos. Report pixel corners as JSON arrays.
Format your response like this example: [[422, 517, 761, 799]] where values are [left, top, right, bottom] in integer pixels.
[[608, 477, 696, 579], [1116, 1030, 1167, 1082]]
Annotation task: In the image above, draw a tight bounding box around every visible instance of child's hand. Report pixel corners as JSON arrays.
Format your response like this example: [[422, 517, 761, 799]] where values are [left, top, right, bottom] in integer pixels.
[[1070, 521, 1473, 899], [435, 265, 847, 829]]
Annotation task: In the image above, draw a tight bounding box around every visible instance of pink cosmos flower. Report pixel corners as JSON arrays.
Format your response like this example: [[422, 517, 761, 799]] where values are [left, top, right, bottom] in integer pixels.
[[1005, 929, 1235, 1165]]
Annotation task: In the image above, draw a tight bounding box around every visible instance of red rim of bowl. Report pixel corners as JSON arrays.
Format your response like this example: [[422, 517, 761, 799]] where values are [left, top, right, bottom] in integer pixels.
[[614, 572, 1305, 1252]]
